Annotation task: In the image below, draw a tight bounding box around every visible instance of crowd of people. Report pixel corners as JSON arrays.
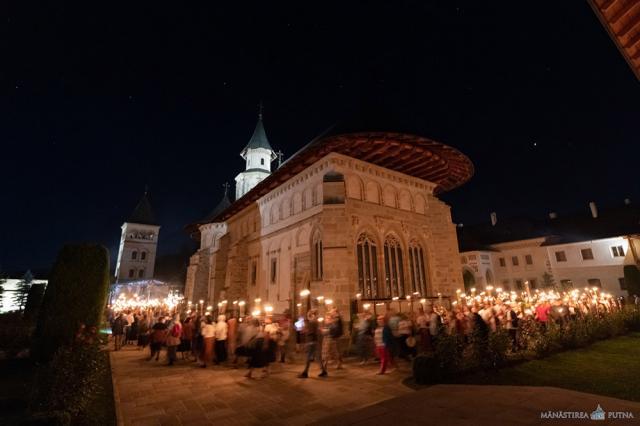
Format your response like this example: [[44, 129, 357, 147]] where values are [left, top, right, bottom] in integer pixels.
[[109, 308, 295, 376], [108, 287, 637, 378]]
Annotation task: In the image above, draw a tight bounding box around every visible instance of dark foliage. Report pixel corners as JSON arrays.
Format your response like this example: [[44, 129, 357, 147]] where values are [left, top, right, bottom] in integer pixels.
[[413, 308, 640, 385], [624, 265, 640, 297], [24, 284, 46, 319], [31, 244, 109, 362]]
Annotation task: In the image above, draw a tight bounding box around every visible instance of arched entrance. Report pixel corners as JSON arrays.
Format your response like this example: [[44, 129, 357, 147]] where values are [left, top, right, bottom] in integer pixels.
[[485, 269, 494, 286], [463, 269, 475, 292]]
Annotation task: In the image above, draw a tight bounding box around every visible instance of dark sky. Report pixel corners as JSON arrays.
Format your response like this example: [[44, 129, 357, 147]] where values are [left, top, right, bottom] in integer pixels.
[[2, 1, 639, 274]]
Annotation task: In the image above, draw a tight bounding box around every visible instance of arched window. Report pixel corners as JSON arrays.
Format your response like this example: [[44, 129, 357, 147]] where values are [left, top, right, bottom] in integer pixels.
[[408, 240, 428, 296], [131, 251, 138, 260], [384, 235, 405, 298], [312, 231, 323, 280], [138, 269, 144, 278], [141, 251, 147, 261], [357, 233, 379, 298], [261, 158, 265, 165]]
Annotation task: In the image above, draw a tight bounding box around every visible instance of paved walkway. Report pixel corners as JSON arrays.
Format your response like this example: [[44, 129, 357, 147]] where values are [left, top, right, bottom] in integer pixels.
[[316, 384, 640, 426], [110, 346, 413, 426], [111, 347, 640, 426]]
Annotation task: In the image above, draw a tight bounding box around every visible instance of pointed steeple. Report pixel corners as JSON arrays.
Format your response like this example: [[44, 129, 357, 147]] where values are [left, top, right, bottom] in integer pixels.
[[127, 189, 157, 225], [203, 183, 232, 222], [240, 102, 276, 159]]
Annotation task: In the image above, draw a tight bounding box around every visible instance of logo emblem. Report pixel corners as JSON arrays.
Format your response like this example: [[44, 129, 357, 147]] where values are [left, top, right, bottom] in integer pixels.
[[590, 404, 605, 421]]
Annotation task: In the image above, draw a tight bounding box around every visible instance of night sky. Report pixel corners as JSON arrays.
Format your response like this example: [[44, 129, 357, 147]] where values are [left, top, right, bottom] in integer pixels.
[[2, 1, 639, 275]]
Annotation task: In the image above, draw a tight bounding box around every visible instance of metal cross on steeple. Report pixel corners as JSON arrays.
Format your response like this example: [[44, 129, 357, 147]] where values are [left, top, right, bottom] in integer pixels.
[[276, 150, 284, 168], [222, 182, 230, 197], [258, 100, 264, 120]]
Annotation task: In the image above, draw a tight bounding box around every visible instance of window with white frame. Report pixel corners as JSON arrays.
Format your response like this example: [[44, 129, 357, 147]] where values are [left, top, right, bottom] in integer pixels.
[[611, 246, 625, 257], [525, 254, 533, 265], [555, 251, 567, 262]]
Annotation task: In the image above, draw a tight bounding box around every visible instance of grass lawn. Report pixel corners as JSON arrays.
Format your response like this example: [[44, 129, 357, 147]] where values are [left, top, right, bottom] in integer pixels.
[[447, 332, 640, 402]]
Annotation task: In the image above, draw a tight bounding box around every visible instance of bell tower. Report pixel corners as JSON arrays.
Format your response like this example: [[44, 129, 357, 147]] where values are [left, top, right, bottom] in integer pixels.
[[234, 104, 277, 199], [115, 190, 161, 282]]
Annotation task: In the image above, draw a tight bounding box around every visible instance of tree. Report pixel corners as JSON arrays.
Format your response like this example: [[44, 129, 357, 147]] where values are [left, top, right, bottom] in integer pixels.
[[0, 266, 6, 311], [542, 271, 556, 290], [24, 283, 46, 319], [624, 265, 640, 298], [13, 270, 34, 312], [32, 244, 110, 362]]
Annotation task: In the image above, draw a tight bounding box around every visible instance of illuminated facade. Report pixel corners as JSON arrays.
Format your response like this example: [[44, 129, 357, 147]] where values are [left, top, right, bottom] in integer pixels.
[[185, 123, 474, 317], [459, 204, 640, 296]]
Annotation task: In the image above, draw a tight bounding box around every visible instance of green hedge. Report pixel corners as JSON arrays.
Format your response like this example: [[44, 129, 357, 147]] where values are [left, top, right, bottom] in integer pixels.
[[413, 308, 640, 384], [32, 244, 110, 362]]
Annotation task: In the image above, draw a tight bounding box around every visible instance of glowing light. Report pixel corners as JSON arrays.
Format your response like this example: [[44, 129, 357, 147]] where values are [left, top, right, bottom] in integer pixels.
[[300, 289, 311, 297], [363, 303, 371, 310], [325, 299, 333, 305], [238, 301, 246, 307], [264, 305, 273, 313]]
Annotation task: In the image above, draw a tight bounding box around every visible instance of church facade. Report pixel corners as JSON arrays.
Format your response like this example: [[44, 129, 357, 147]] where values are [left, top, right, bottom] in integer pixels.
[[185, 116, 474, 318]]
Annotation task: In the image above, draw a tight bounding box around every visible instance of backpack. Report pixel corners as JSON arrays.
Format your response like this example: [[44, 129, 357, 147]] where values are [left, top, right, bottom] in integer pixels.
[[330, 316, 343, 338]]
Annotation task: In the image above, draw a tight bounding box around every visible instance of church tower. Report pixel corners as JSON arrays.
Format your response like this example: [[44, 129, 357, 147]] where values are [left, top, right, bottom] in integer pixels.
[[115, 190, 161, 282], [234, 107, 277, 199]]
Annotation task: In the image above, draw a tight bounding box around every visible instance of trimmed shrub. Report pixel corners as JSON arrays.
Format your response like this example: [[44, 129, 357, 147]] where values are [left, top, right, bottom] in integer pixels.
[[487, 329, 510, 369], [624, 265, 640, 297], [24, 284, 46, 320], [412, 354, 442, 384], [32, 244, 110, 362], [30, 341, 104, 421]]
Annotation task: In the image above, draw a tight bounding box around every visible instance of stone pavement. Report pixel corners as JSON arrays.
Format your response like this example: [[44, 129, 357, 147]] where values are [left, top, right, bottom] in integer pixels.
[[110, 346, 413, 426], [111, 347, 640, 426], [316, 384, 640, 426]]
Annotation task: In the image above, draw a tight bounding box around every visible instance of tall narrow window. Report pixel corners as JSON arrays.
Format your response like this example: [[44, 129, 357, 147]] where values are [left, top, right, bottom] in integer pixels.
[[408, 240, 428, 296], [138, 269, 144, 278], [356, 233, 379, 298], [131, 251, 138, 260], [384, 235, 405, 298], [312, 232, 323, 280], [270, 258, 277, 284], [141, 251, 147, 261], [128, 269, 134, 278], [251, 260, 257, 286]]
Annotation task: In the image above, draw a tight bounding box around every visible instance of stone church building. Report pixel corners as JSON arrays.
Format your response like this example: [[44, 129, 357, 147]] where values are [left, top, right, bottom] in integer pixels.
[[184, 113, 474, 318]]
